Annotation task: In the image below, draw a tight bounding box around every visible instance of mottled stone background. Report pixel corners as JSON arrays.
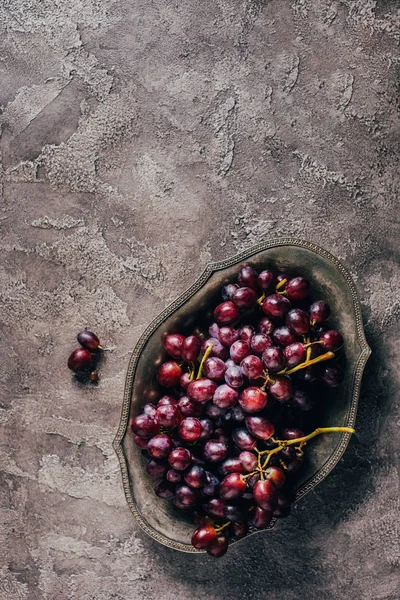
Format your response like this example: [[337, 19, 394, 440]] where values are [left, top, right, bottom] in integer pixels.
[[1, 0, 399, 599]]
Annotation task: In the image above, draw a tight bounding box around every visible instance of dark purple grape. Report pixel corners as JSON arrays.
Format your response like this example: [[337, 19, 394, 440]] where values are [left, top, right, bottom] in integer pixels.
[[319, 330, 343, 351], [175, 485, 199, 508], [131, 414, 159, 438], [163, 333, 185, 359], [157, 395, 178, 407], [253, 479, 277, 510], [230, 340, 251, 363], [251, 333, 274, 354], [203, 440, 228, 462], [178, 417, 202, 441], [239, 451, 257, 472], [133, 434, 148, 449], [247, 472, 261, 489], [213, 428, 230, 444], [77, 330, 102, 351], [218, 326, 239, 347], [187, 378, 218, 402], [240, 355, 264, 379], [154, 480, 175, 499], [184, 465, 206, 488], [203, 472, 220, 496], [219, 473, 247, 500], [182, 335, 202, 363], [257, 317, 274, 335], [232, 428, 257, 451], [166, 468, 182, 483], [157, 361, 182, 388], [214, 301, 240, 325], [238, 324, 255, 343], [203, 497, 226, 518], [191, 525, 217, 549], [178, 396, 203, 417], [264, 465, 285, 489], [238, 266, 259, 289], [203, 357, 226, 381], [257, 270, 275, 292], [206, 536, 228, 558], [219, 457, 245, 476], [286, 309, 310, 335], [180, 372, 192, 391], [262, 294, 291, 319], [233, 521, 249, 539], [213, 384, 239, 409], [309, 300, 331, 324], [224, 504, 244, 522], [208, 322, 220, 338], [245, 415, 274, 440], [205, 402, 223, 419], [321, 365, 344, 387], [224, 365, 244, 388], [201, 338, 229, 360], [280, 428, 304, 440], [251, 506, 273, 529], [231, 405, 245, 422], [232, 287, 258, 309], [221, 283, 239, 301], [280, 446, 304, 473], [291, 389, 314, 411], [284, 342, 306, 367], [268, 376, 292, 402], [296, 365, 320, 383], [285, 277, 310, 301], [199, 418, 214, 440], [67, 348, 92, 372], [239, 386, 267, 413], [146, 459, 168, 478], [155, 404, 180, 428], [262, 347, 286, 373], [147, 434, 173, 459], [272, 326, 298, 347]]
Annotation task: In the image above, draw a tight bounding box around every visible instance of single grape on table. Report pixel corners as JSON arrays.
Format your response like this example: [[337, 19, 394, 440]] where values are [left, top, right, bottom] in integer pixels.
[[130, 264, 353, 557]]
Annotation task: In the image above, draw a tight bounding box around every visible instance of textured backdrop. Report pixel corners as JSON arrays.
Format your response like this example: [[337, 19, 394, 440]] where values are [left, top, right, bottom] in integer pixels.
[[1, 1, 399, 599]]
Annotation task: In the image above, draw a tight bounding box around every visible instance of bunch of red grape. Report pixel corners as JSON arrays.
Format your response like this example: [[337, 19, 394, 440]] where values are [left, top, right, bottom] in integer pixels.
[[131, 266, 349, 557], [67, 330, 103, 382]]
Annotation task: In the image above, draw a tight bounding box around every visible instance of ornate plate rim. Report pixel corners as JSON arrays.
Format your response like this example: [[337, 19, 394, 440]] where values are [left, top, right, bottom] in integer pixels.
[[113, 238, 371, 553]]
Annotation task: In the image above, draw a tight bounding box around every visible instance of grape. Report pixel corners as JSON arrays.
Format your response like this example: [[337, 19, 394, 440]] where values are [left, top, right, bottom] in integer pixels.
[[163, 333, 185, 359], [208, 322, 220, 338], [175, 485, 199, 507], [203, 440, 228, 462], [291, 389, 314, 411], [205, 402, 223, 419], [224, 504, 244, 522], [257, 317, 274, 335], [262, 347, 286, 373], [224, 365, 244, 388], [77, 330, 101, 351], [143, 403, 157, 418], [253, 479, 278, 510], [199, 418, 214, 440], [187, 378, 218, 402], [257, 270, 275, 292], [233, 521, 249, 539], [213, 384, 239, 409], [238, 324, 255, 342], [157, 362, 182, 387], [262, 294, 291, 319], [213, 428, 230, 444], [280, 446, 304, 473], [180, 372, 192, 391], [247, 472, 261, 488], [239, 387, 267, 413], [219, 457, 245, 476], [133, 435, 149, 449], [67, 348, 92, 372], [131, 414, 159, 438], [285, 277, 310, 301], [240, 355, 263, 379], [191, 525, 217, 549], [286, 309, 310, 335], [203, 472, 220, 496], [251, 333, 274, 354], [147, 434, 173, 458], [245, 415, 274, 440], [178, 396, 203, 417], [182, 335, 202, 363], [272, 326, 298, 347], [231, 405, 245, 422], [238, 266, 259, 289], [280, 428, 304, 440], [284, 342, 306, 367], [264, 465, 285, 488], [203, 497, 226, 518], [232, 428, 257, 451], [155, 404, 180, 428], [239, 451, 257, 472], [221, 283, 239, 301], [184, 465, 206, 488], [232, 287, 258, 309], [154, 480, 175, 499], [296, 365, 320, 383], [319, 330, 343, 351], [146, 459, 168, 478], [203, 357, 226, 381], [218, 326, 239, 347], [309, 300, 331, 324], [230, 340, 251, 363], [178, 418, 202, 441], [201, 338, 228, 360], [214, 301, 240, 325], [157, 395, 178, 407], [206, 536, 228, 557], [268, 376, 292, 402], [166, 469, 182, 483], [321, 365, 344, 387], [251, 506, 273, 529], [276, 273, 289, 286], [219, 473, 247, 500]]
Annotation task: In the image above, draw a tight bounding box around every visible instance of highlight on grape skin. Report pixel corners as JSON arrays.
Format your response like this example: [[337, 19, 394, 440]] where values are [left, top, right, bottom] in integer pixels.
[[130, 264, 354, 556]]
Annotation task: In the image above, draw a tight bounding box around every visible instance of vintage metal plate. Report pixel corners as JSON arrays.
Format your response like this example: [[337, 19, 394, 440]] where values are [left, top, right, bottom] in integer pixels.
[[113, 239, 371, 552]]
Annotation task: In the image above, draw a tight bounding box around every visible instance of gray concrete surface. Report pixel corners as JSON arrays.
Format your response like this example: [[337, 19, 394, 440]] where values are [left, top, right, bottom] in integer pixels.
[[1, 1, 399, 599]]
